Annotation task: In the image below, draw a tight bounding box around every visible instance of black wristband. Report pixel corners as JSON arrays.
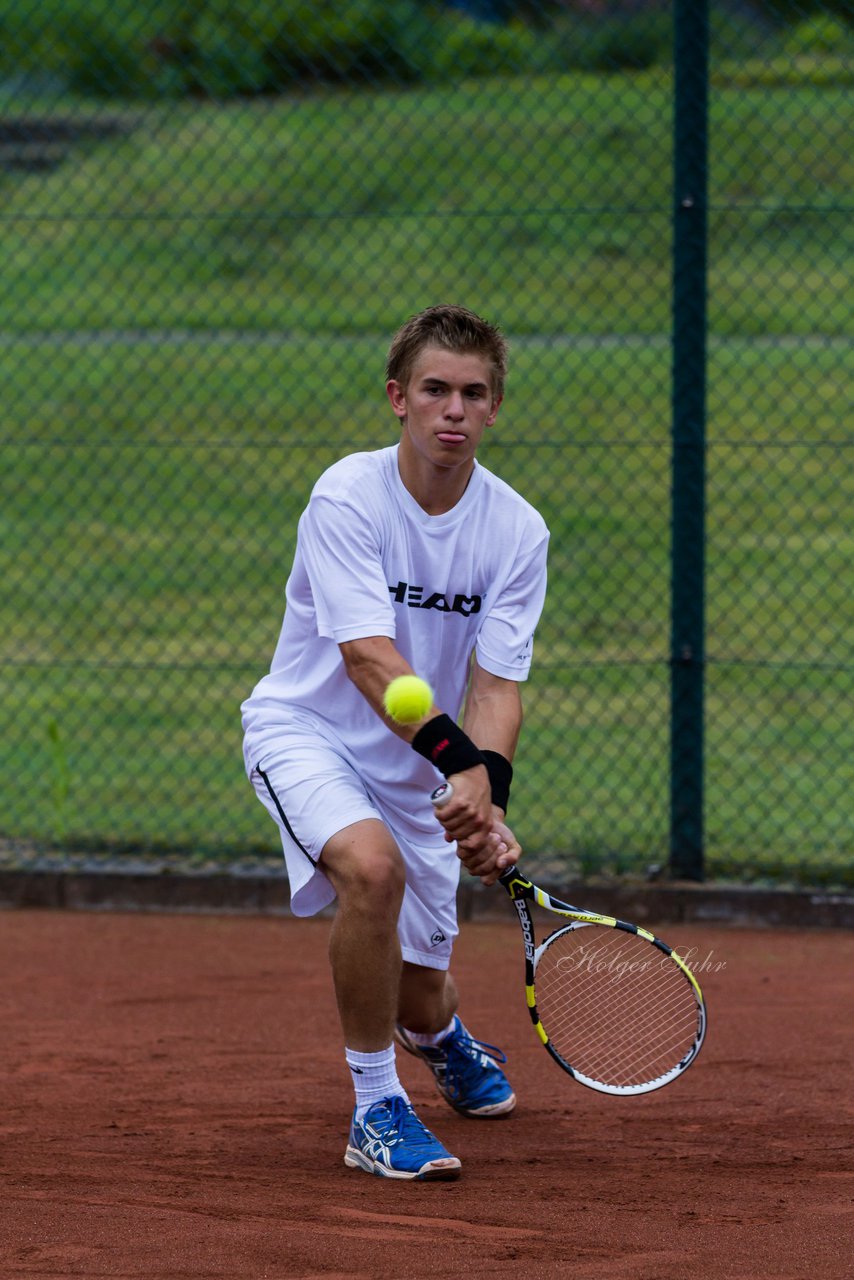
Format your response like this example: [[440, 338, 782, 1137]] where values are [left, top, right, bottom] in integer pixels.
[[482, 750, 513, 813], [411, 714, 486, 779]]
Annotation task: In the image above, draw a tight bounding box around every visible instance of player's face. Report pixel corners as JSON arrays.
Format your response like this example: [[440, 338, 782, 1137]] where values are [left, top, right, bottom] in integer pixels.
[[387, 346, 502, 473]]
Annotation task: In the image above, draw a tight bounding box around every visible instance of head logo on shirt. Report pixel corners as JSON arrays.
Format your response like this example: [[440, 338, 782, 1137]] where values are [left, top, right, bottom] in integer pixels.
[[389, 581, 482, 616]]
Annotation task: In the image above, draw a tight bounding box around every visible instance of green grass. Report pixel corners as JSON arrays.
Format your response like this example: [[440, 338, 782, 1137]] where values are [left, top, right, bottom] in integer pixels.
[[1, 338, 850, 885], [0, 68, 851, 886], [1, 72, 851, 335]]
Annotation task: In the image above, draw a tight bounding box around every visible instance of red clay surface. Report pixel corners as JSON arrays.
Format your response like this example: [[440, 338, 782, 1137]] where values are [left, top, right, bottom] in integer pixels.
[[1, 909, 851, 1279]]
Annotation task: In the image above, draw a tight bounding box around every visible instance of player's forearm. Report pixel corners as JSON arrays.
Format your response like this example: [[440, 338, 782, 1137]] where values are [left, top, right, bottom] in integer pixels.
[[340, 636, 491, 842], [460, 669, 521, 820], [461, 670, 523, 762], [338, 635, 439, 743]]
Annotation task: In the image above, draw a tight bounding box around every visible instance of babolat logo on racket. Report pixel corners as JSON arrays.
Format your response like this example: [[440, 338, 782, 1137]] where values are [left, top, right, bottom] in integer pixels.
[[513, 899, 535, 961], [388, 581, 483, 616]]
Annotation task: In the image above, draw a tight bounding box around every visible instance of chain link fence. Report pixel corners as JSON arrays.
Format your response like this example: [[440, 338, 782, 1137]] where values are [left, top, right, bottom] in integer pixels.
[[1, 2, 851, 886]]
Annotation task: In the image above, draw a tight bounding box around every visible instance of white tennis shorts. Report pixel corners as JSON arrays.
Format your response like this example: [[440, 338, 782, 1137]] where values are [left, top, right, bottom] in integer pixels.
[[246, 723, 460, 970]]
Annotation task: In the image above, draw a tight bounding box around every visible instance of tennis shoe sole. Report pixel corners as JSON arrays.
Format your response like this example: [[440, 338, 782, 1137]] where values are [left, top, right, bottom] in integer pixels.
[[344, 1144, 461, 1181]]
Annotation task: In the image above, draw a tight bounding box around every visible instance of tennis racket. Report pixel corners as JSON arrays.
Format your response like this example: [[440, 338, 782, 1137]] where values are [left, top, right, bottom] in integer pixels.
[[432, 782, 707, 1095]]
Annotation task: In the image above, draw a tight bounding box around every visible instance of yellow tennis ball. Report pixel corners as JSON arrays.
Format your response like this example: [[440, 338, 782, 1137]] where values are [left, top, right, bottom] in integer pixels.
[[383, 675, 433, 725]]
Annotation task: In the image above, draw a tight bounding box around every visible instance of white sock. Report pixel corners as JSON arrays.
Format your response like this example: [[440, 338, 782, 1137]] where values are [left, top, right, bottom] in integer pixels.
[[402, 1016, 458, 1048], [345, 1045, 409, 1121]]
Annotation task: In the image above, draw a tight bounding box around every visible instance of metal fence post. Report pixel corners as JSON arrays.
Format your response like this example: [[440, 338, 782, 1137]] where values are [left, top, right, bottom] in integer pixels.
[[670, 0, 709, 881]]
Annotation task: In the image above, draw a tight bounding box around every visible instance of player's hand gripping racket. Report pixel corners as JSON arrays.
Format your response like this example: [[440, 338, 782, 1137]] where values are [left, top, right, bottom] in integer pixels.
[[432, 782, 707, 1095]]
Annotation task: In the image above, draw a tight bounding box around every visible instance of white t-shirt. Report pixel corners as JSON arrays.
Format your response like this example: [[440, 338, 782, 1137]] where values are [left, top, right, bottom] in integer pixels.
[[241, 443, 549, 805]]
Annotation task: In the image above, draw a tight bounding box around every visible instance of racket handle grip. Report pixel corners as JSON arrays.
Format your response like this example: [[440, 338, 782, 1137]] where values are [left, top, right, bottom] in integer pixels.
[[432, 781, 520, 884], [431, 782, 453, 808]]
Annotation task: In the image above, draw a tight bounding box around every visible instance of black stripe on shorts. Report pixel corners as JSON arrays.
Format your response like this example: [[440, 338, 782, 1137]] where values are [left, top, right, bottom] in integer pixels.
[[256, 767, 317, 867]]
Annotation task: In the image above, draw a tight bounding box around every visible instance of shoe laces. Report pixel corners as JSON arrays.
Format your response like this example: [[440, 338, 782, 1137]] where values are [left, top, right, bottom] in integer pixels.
[[445, 1024, 508, 1083], [365, 1097, 439, 1155]]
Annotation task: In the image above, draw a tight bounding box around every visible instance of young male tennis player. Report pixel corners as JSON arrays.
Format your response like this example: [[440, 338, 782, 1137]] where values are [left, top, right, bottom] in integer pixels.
[[241, 305, 549, 1180]]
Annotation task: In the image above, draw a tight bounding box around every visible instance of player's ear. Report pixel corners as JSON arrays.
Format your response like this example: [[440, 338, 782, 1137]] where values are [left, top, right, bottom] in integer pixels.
[[386, 379, 407, 420], [485, 394, 503, 427]]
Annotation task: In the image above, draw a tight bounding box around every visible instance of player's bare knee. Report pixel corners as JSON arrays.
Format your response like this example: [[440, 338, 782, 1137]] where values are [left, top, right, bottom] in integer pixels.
[[321, 825, 405, 912], [341, 850, 405, 912]]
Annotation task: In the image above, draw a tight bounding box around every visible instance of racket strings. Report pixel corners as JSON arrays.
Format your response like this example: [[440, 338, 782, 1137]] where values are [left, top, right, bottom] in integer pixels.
[[540, 953, 696, 1059], [540, 975, 696, 1085], [538, 949, 696, 1083], [534, 925, 700, 1088], [542, 998, 693, 1084]]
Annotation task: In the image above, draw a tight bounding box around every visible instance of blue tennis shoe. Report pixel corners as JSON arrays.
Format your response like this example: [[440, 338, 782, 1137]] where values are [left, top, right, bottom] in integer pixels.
[[344, 1095, 461, 1181], [395, 1016, 517, 1118]]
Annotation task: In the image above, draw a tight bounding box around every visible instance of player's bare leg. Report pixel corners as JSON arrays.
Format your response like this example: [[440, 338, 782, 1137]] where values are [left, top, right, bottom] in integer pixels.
[[396, 965, 516, 1119], [320, 819, 405, 1051], [322, 820, 462, 1179], [398, 963, 459, 1033]]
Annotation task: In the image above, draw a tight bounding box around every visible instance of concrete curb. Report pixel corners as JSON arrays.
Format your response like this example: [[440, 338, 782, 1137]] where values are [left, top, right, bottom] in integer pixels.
[[1, 867, 852, 928], [461, 879, 854, 929]]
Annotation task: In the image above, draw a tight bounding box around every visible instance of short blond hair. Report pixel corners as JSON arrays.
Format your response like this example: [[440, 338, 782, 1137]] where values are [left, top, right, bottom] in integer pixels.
[[386, 304, 508, 400]]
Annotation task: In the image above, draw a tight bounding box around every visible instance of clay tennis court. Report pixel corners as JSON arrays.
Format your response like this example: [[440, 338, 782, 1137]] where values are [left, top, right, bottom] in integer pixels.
[[1, 908, 850, 1278]]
